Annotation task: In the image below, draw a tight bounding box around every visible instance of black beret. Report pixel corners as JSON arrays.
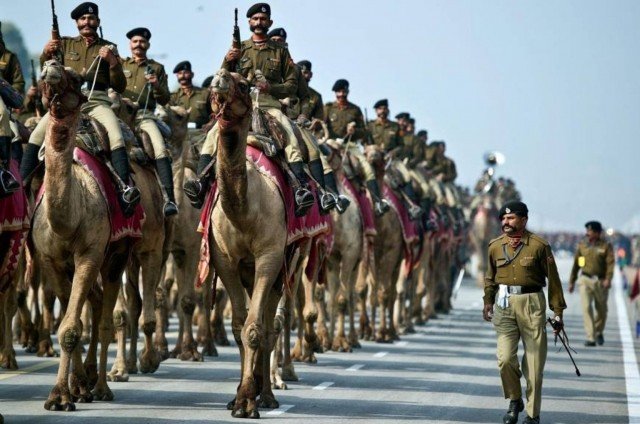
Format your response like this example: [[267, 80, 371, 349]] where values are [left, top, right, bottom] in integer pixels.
[[246, 3, 270, 18], [417, 130, 428, 137], [126, 27, 151, 40], [585, 221, 603, 232], [297, 60, 311, 71], [71, 2, 98, 19], [408, 118, 415, 125], [498, 201, 529, 219], [267, 27, 287, 39], [201, 75, 214, 88], [332, 79, 349, 91], [395, 112, 410, 120], [373, 99, 388, 109], [172, 60, 192, 73]]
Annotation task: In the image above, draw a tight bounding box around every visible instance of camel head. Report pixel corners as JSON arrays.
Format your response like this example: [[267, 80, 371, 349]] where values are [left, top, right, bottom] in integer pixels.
[[209, 68, 251, 129], [364, 144, 386, 177], [108, 89, 139, 129], [40, 60, 86, 119]]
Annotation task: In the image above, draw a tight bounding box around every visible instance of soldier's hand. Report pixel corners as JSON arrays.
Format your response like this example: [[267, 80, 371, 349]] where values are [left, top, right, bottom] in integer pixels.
[[145, 73, 158, 86], [98, 46, 118, 68], [225, 47, 241, 62], [256, 80, 270, 93], [346, 121, 356, 136], [27, 86, 39, 99], [602, 278, 611, 289], [551, 316, 563, 335], [44, 39, 61, 56], [482, 304, 493, 322]]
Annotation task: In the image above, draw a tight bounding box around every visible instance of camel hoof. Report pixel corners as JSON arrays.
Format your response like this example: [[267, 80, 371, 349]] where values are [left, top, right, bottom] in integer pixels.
[[201, 341, 218, 357], [168, 348, 180, 359], [179, 349, 203, 362], [303, 353, 318, 364], [258, 395, 279, 409], [156, 346, 170, 361], [215, 335, 231, 346], [45, 400, 62, 411], [25, 345, 37, 354], [281, 364, 298, 382], [247, 409, 260, 419], [226, 398, 236, 410], [92, 385, 114, 401], [77, 392, 93, 403], [232, 408, 247, 418], [107, 371, 129, 383], [1, 357, 18, 370], [272, 380, 288, 390], [139, 351, 161, 374]]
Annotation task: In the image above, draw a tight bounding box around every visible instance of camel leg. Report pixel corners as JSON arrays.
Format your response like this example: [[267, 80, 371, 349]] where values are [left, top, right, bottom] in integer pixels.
[[314, 284, 330, 352], [80, 301, 91, 344], [125, 265, 142, 375], [154, 275, 169, 361], [211, 283, 230, 346], [138, 251, 164, 373], [199, 276, 218, 356], [0, 285, 18, 370], [38, 281, 58, 358], [16, 285, 37, 353], [257, 289, 281, 408], [270, 295, 286, 390], [356, 261, 372, 341], [81, 285, 101, 388], [108, 288, 130, 382], [173, 250, 203, 362], [44, 258, 99, 412], [280, 292, 298, 381]]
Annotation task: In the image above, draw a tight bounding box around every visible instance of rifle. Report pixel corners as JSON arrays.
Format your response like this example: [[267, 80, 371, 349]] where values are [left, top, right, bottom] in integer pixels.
[[547, 317, 581, 376], [30, 60, 44, 117], [363, 108, 374, 145], [99, 25, 103, 39], [231, 8, 241, 71], [50, 0, 63, 62]]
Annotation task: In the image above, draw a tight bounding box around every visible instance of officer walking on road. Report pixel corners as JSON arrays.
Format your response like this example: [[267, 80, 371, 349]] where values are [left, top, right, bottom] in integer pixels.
[[568, 220, 614, 346], [483, 200, 567, 424]]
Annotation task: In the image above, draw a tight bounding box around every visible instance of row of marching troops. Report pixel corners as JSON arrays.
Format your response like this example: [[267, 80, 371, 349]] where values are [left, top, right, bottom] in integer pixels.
[[0, 1, 478, 420]]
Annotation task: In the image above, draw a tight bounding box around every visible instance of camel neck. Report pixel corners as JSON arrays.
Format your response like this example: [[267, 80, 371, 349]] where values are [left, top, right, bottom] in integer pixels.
[[217, 120, 251, 225]]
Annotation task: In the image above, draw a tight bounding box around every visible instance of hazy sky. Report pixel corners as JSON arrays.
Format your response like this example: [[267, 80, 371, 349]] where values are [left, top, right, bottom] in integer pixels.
[[4, 0, 640, 231]]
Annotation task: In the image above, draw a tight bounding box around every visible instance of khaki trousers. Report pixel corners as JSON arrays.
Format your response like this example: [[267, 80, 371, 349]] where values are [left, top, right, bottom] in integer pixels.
[[578, 275, 609, 342], [493, 291, 547, 418], [28, 91, 125, 150], [136, 111, 167, 159], [0, 96, 11, 137]]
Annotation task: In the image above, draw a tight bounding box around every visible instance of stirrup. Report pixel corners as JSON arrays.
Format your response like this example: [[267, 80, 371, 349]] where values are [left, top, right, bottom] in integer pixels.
[[335, 195, 351, 214], [320, 191, 337, 213], [183, 179, 205, 209], [374, 199, 390, 217], [0, 168, 20, 197], [294, 187, 314, 217], [163, 201, 178, 217], [408, 204, 423, 220], [122, 185, 141, 206]]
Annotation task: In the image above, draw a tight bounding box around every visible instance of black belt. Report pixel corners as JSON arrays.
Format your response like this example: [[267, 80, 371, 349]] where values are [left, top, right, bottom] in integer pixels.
[[505, 285, 542, 295], [84, 82, 108, 91]]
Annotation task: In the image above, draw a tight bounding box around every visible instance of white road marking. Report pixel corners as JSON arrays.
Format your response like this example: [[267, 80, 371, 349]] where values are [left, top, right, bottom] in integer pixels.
[[373, 351, 388, 358], [346, 364, 365, 371], [614, 267, 640, 423], [0, 360, 58, 381], [265, 404, 294, 416], [313, 381, 334, 390], [395, 341, 409, 347]]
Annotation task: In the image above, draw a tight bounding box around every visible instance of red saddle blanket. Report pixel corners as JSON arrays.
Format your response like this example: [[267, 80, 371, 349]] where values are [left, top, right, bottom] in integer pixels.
[[383, 183, 421, 273], [196, 146, 330, 287], [35, 148, 145, 243], [340, 175, 377, 237], [0, 159, 30, 292]]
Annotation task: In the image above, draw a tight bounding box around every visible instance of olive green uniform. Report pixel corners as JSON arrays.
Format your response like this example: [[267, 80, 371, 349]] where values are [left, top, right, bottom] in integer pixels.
[[367, 119, 400, 153], [122, 57, 170, 159], [170, 86, 211, 129], [29, 36, 127, 150], [201, 38, 303, 164], [485, 231, 566, 419], [569, 238, 614, 342], [0, 47, 25, 137], [300, 86, 323, 121]]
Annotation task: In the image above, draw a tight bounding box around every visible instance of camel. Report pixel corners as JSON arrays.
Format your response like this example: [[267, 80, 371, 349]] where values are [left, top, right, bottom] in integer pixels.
[[205, 68, 286, 418], [31, 60, 134, 411]]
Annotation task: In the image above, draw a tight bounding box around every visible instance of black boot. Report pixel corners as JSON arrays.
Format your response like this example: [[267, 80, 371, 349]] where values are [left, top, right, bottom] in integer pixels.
[[290, 161, 314, 217], [111, 147, 141, 216], [421, 198, 438, 231], [0, 136, 19, 196], [401, 183, 423, 220], [183, 153, 213, 209], [366, 179, 390, 216], [11, 140, 23, 166], [502, 399, 524, 424], [308, 159, 336, 214], [324, 171, 350, 214], [156, 157, 178, 217], [20, 143, 41, 180]]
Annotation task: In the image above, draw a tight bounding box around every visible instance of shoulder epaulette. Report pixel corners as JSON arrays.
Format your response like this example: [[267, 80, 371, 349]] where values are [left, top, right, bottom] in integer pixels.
[[529, 233, 550, 246], [488, 235, 503, 246]]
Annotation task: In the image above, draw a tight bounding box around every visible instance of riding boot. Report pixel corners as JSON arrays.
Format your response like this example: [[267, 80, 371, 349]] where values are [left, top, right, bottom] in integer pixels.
[[421, 198, 438, 231], [20, 143, 41, 181], [0, 136, 19, 196], [289, 161, 314, 217], [183, 153, 213, 209], [324, 171, 350, 214], [366, 179, 390, 216], [111, 147, 141, 216], [401, 182, 423, 220], [11, 140, 23, 166], [308, 159, 336, 214], [155, 157, 178, 217]]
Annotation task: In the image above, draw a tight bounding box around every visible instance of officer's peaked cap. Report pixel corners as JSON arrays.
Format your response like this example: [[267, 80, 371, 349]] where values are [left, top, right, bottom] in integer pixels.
[[332, 79, 349, 91], [71, 2, 99, 19], [247, 3, 271, 18], [126, 27, 151, 40], [585, 221, 603, 232], [374, 99, 388, 109], [173, 60, 192, 73], [499, 201, 528, 219], [267, 27, 287, 39], [297, 60, 312, 71]]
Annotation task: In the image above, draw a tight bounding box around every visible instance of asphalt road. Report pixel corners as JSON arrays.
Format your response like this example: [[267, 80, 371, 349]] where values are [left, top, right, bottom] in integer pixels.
[[1, 258, 639, 423]]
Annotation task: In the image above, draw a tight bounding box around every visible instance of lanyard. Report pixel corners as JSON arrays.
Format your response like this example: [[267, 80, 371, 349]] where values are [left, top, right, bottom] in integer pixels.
[[501, 243, 524, 266]]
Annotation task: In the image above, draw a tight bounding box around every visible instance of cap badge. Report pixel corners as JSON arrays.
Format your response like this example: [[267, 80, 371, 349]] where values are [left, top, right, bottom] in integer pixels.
[[505, 207, 511, 213], [88, 6, 93, 12], [261, 6, 266, 12]]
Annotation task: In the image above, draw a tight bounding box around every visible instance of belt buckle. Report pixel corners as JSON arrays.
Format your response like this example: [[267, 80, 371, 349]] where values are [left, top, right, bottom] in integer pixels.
[[508, 285, 522, 295]]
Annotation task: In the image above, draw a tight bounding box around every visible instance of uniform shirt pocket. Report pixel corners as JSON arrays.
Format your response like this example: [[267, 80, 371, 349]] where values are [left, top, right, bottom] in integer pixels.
[[66, 51, 81, 62], [264, 58, 280, 80]]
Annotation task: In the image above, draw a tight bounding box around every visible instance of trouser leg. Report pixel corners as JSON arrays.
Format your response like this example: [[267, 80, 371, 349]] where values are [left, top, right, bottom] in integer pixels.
[[493, 299, 523, 401], [21, 112, 50, 179], [593, 283, 609, 337], [579, 276, 595, 342]]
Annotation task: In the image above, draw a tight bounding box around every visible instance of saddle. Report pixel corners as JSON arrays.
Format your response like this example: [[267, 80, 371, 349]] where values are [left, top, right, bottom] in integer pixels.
[[250, 108, 309, 161]]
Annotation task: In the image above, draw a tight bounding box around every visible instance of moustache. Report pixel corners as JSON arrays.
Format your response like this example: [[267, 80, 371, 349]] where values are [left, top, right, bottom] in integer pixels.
[[502, 224, 514, 230], [79, 24, 98, 31], [250, 24, 269, 33]]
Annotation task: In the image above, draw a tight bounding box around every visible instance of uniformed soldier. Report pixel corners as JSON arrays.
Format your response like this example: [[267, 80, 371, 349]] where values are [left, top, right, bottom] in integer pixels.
[[170, 61, 212, 129], [429, 141, 457, 183], [324, 79, 389, 215], [297, 60, 323, 122], [568, 220, 614, 346], [185, 3, 315, 216], [21, 2, 140, 212], [483, 201, 567, 424], [367, 99, 400, 153], [121, 27, 177, 216], [0, 22, 25, 195]]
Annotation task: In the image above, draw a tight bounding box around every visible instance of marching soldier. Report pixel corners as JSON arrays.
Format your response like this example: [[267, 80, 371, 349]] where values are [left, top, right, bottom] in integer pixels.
[[0, 22, 25, 195], [170, 61, 212, 129], [568, 220, 614, 346], [184, 3, 316, 216], [121, 27, 177, 216], [483, 201, 567, 424], [324, 79, 389, 215], [21, 2, 140, 213]]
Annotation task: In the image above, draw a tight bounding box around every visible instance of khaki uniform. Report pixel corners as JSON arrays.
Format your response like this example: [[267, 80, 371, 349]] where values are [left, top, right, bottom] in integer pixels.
[[367, 119, 400, 153], [569, 238, 614, 342], [324, 101, 374, 182], [201, 38, 302, 163], [0, 47, 25, 137], [30, 36, 127, 150], [122, 57, 170, 159], [300, 86, 323, 121], [485, 231, 566, 419], [170, 86, 211, 129]]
